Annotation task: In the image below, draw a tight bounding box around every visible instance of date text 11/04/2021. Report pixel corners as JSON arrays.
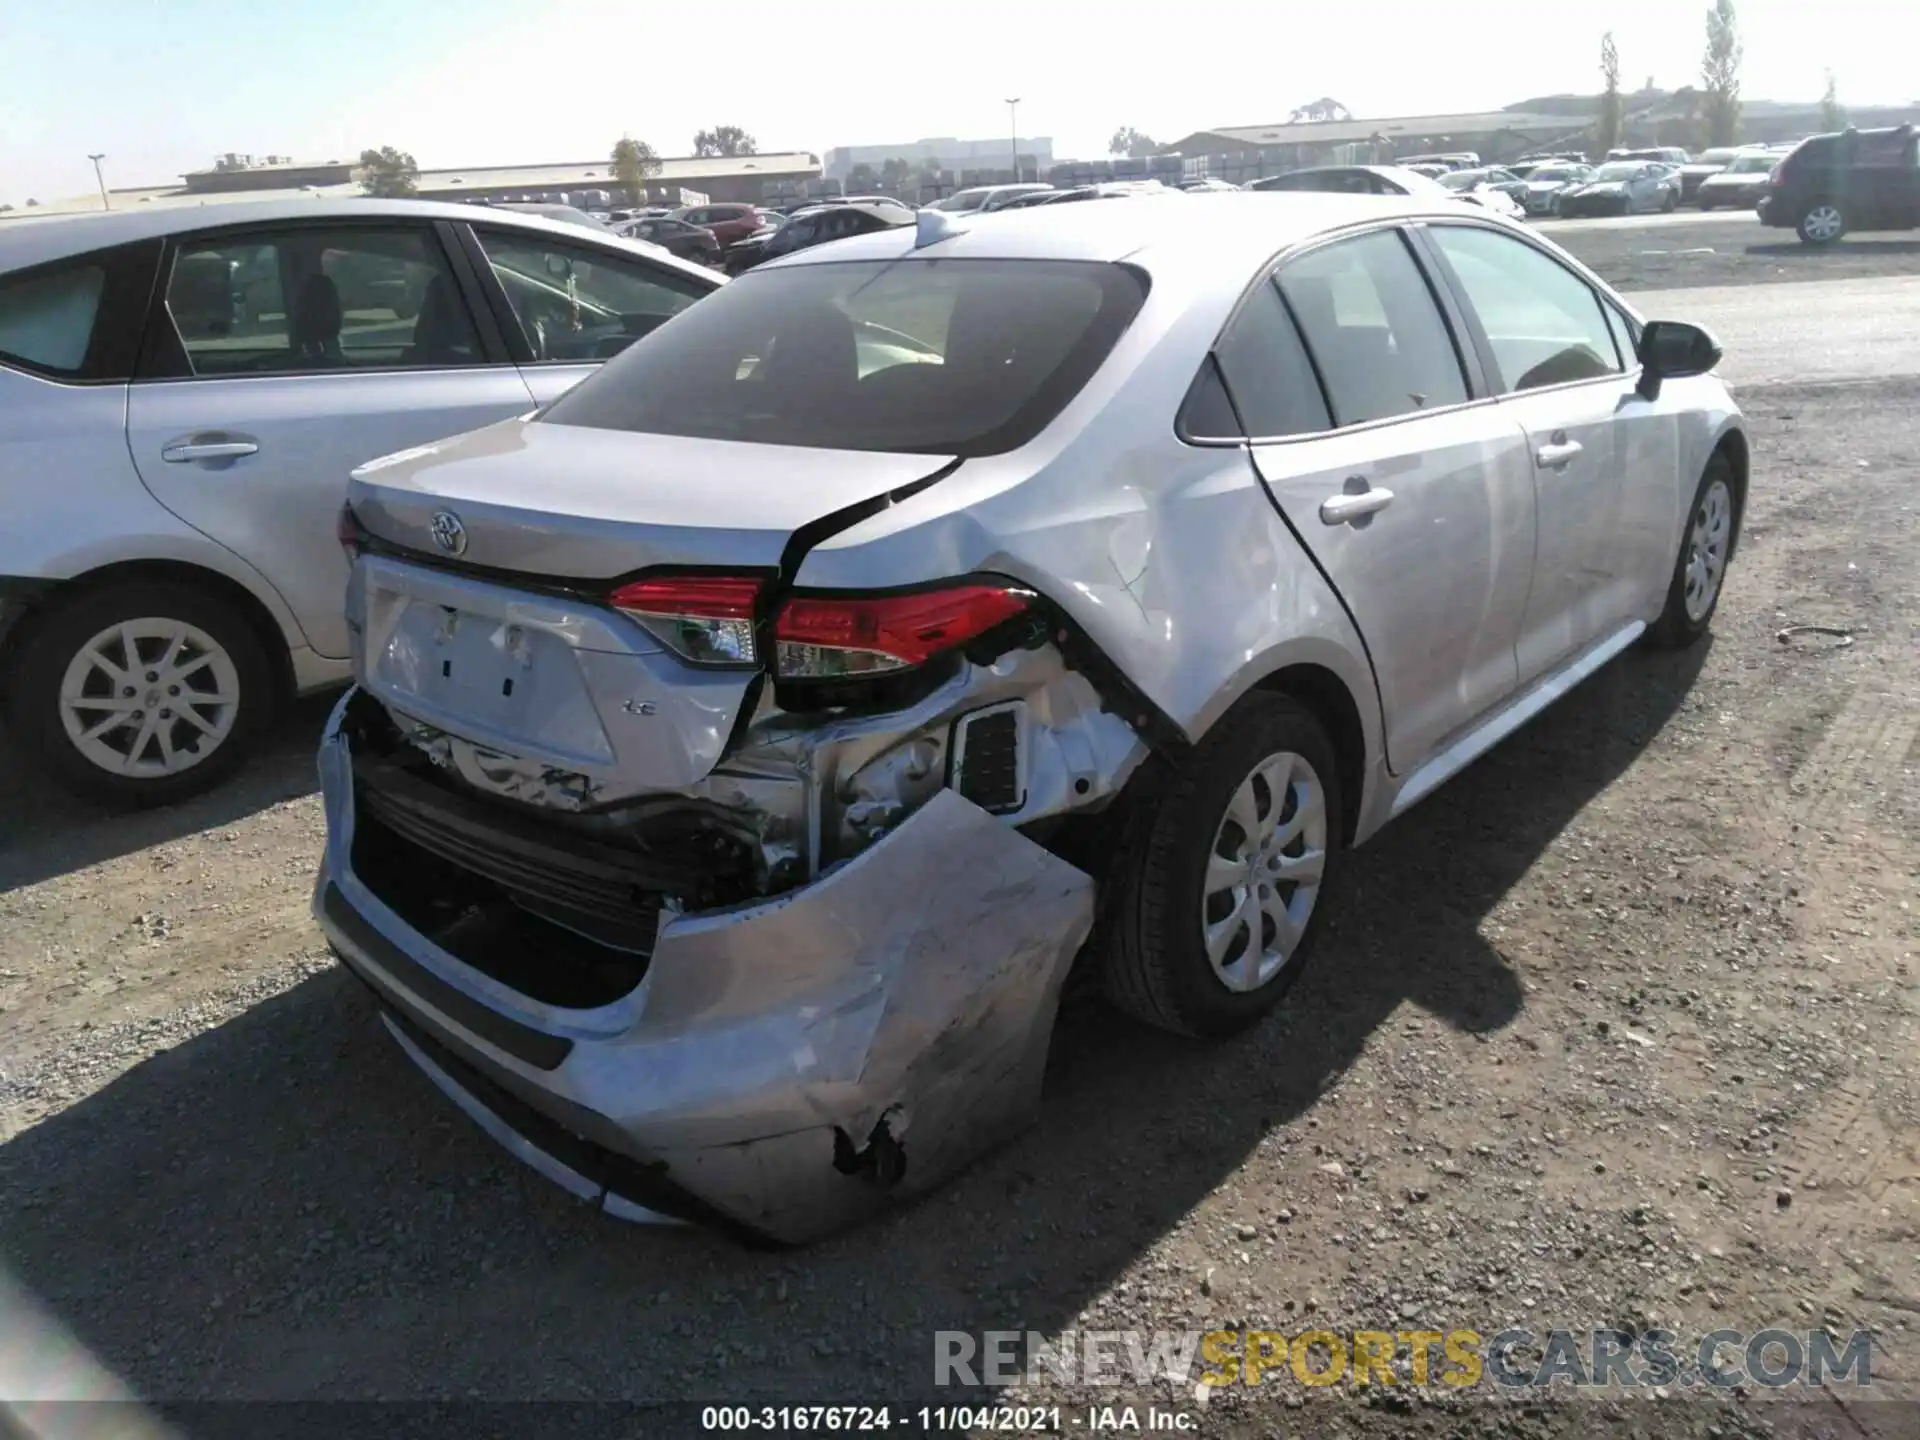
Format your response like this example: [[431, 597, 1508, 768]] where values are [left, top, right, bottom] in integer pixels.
[[700, 1406, 1196, 1431]]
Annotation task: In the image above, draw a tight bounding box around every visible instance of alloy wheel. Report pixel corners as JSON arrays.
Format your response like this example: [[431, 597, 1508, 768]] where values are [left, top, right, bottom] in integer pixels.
[[58, 618, 242, 777], [1684, 478, 1734, 622], [1200, 750, 1329, 993]]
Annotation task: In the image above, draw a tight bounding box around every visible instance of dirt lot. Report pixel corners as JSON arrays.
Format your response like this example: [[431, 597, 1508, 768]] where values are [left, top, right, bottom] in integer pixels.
[[1, 220, 1915, 1438]]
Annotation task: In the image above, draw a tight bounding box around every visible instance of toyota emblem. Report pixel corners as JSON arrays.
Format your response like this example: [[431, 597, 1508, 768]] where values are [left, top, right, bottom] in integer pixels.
[[429, 511, 468, 556]]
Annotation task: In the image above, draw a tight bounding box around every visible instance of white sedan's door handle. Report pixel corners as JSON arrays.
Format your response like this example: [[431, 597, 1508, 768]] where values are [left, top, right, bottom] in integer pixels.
[[161, 439, 258, 463], [1534, 439, 1584, 470], [1319, 483, 1395, 526]]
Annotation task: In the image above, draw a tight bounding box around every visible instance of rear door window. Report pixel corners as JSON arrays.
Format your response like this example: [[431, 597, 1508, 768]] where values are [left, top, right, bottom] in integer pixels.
[[163, 225, 482, 376], [1276, 229, 1468, 426], [540, 257, 1149, 456], [0, 260, 106, 375]]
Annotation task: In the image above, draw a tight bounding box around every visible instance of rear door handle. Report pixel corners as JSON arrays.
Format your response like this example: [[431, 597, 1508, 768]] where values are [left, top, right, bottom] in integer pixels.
[[161, 439, 258, 463], [1319, 483, 1395, 526], [1534, 439, 1583, 470]]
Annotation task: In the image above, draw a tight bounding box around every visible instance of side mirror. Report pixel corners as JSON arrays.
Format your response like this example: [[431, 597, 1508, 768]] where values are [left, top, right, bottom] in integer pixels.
[[1635, 319, 1723, 400]]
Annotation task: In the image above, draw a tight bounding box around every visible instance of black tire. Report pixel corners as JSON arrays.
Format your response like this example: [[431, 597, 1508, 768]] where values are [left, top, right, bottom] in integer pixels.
[[1100, 693, 1344, 1038], [1647, 454, 1739, 650], [6, 579, 276, 809], [1662, 190, 1678, 212], [1796, 202, 1846, 245]]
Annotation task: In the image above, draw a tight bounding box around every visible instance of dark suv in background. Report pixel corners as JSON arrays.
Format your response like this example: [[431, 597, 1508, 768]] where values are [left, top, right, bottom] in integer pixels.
[[1758, 124, 1920, 244]]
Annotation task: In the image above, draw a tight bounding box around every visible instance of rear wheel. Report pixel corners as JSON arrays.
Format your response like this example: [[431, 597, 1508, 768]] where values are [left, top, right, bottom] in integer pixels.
[[1797, 202, 1846, 245], [7, 580, 275, 808], [1101, 694, 1342, 1037]]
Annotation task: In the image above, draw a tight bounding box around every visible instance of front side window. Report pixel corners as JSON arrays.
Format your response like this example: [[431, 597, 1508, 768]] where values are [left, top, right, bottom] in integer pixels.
[[0, 261, 105, 375], [164, 226, 480, 376], [1428, 225, 1620, 392], [540, 257, 1148, 456], [1276, 229, 1467, 426], [474, 230, 708, 362]]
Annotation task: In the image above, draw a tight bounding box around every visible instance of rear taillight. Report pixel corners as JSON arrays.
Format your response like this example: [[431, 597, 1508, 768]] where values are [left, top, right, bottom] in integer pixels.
[[336, 503, 363, 560], [1767, 163, 1785, 187], [774, 585, 1033, 679], [610, 575, 763, 666]]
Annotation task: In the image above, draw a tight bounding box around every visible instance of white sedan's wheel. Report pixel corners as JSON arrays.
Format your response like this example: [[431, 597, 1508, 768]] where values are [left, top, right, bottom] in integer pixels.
[[1200, 750, 1329, 993], [1683, 477, 1734, 623], [58, 618, 242, 777]]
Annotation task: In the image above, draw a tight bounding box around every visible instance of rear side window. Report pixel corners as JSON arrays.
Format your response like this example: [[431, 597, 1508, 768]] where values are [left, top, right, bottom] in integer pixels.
[[0, 262, 105, 375], [540, 258, 1149, 457], [474, 229, 709, 362], [1276, 229, 1467, 426], [1209, 279, 1330, 437]]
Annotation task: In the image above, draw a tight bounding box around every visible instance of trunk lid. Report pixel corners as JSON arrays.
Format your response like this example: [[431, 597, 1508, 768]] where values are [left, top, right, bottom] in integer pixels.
[[349, 416, 955, 579], [346, 418, 956, 793]]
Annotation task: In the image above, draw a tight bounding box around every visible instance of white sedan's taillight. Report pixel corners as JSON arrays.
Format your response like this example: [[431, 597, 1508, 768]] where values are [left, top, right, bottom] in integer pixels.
[[609, 575, 763, 666], [773, 585, 1033, 679]]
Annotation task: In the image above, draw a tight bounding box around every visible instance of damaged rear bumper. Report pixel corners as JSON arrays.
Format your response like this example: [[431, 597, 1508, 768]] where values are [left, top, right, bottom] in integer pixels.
[[314, 690, 1095, 1244]]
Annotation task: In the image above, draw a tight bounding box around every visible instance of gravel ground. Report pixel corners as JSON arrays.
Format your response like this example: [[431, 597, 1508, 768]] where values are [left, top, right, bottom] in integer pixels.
[[1542, 213, 1920, 292], [0, 230, 1915, 1439]]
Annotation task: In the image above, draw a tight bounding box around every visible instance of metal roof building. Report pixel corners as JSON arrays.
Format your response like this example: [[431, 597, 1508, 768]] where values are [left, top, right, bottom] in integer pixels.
[[1161, 110, 1587, 179]]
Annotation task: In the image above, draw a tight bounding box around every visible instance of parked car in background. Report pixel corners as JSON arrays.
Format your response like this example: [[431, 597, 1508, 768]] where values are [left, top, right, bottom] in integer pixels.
[[752, 202, 914, 266], [1438, 167, 1530, 204], [1252, 166, 1524, 220], [0, 198, 722, 806], [317, 191, 1744, 1244], [1397, 152, 1479, 170], [1758, 124, 1920, 244], [1677, 146, 1747, 202], [621, 215, 722, 263], [1402, 163, 1451, 180], [1519, 162, 1596, 216], [1555, 161, 1682, 217], [1608, 146, 1691, 166], [1694, 151, 1780, 211], [672, 202, 763, 248], [721, 221, 781, 274], [1178, 177, 1242, 192], [928, 184, 1055, 214], [1022, 181, 1178, 206]]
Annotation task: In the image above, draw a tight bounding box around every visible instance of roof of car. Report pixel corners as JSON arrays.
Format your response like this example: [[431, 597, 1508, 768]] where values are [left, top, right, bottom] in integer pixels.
[[0, 194, 718, 280], [760, 190, 1481, 275]]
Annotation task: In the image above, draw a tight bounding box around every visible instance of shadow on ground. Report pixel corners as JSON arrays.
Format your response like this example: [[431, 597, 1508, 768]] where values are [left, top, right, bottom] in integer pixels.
[[0, 693, 337, 893], [0, 642, 1707, 1401]]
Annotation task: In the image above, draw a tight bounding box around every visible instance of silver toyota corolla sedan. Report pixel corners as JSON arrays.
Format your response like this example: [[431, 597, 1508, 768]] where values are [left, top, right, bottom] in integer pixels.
[[316, 193, 1747, 1242]]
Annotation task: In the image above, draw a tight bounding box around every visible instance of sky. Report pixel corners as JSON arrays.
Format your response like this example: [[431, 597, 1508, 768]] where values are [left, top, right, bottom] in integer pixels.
[[2, 0, 1914, 207]]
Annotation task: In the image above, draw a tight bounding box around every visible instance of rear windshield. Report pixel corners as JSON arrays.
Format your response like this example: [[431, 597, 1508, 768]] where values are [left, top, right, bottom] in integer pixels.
[[539, 258, 1149, 456]]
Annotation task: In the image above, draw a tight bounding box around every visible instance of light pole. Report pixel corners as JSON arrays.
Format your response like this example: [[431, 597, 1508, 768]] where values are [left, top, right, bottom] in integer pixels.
[[1005, 98, 1021, 183], [87, 153, 109, 210]]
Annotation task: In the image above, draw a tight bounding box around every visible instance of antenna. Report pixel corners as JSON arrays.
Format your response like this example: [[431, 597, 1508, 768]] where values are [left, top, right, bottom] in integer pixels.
[[915, 207, 965, 249]]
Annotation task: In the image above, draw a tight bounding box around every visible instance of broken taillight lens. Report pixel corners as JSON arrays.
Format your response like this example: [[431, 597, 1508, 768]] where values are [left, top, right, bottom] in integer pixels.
[[773, 584, 1033, 679], [609, 575, 764, 667], [336, 503, 364, 560]]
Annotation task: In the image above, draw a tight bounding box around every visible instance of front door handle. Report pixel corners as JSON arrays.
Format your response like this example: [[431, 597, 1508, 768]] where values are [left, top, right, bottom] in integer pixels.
[[1534, 438, 1583, 470], [161, 439, 259, 463], [1319, 481, 1395, 527]]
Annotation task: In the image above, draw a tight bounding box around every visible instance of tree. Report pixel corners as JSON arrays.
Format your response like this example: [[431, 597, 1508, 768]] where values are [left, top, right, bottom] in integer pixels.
[[1820, 70, 1845, 132], [1288, 97, 1352, 124], [1595, 33, 1624, 160], [1107, 127, 1160, 159], [1701, 0, 1743, 148], [879, 157, 915, 192], [357, 146, 419, 198], [847, 162, 880, 192], [611, 135, 661, 202], [693, 125, 758, 157]]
